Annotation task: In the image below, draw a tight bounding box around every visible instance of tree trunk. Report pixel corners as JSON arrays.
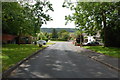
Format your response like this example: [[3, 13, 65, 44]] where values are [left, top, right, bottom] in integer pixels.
[[18, 35, 20, 45], [80, 35, 82, 47], [102, 11, 107, 47]]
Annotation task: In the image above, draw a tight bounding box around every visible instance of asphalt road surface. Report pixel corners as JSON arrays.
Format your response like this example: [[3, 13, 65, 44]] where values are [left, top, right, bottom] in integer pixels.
[[8, 42, 118, 78]]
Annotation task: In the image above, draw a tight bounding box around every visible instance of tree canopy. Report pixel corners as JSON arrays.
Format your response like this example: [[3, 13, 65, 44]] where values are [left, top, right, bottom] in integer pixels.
[[58, 30, 70, 41], [63, 1, 120, 47], [52, 28, 58, 38], [2, 0, 54, 37]]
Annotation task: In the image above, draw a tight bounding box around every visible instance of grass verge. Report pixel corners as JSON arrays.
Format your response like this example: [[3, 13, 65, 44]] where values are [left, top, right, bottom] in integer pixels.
[[1, 43, 53, 72], [46, 42, 55, 45], [83, 46, 120, 58], [50, 41, 66, 42]]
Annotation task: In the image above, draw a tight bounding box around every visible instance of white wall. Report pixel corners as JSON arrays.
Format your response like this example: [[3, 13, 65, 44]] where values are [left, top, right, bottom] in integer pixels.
[[87, 36, 95, 43]]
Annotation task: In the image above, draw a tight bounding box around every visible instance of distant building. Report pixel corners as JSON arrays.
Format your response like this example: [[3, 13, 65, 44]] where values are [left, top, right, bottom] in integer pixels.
[[83, 32, 102, 43]]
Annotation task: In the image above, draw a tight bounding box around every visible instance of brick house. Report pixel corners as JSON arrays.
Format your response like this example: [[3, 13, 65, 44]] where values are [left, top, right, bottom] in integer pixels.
[[2, 34, 32, 44]]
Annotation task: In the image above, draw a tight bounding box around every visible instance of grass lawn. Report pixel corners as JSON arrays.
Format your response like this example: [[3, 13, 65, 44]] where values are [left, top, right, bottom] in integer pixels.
[[46, 42, 55, 45], [2, 42, 54, 72], [83, 46, 120, 58], [50, 41, 67, 42]]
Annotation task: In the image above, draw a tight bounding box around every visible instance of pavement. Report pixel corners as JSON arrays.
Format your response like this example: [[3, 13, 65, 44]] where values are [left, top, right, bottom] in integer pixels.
[[68, 42, 120, 71], [7, 42, 119, 78]]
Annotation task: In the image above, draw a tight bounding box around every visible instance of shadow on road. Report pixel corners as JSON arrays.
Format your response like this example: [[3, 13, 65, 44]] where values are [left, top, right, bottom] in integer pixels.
[[8, 47, 118, 78]]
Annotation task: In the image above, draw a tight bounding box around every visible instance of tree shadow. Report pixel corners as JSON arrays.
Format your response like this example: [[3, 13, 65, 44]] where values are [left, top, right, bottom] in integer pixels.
[[7, 47, 118, 78]]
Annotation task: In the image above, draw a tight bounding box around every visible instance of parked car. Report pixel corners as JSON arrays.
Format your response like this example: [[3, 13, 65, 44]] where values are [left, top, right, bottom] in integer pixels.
[[37, 40, 46, 46], [84, 41, 99, 46]]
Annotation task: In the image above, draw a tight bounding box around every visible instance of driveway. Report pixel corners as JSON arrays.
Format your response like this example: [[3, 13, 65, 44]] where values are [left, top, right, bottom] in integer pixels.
[[8, 42, 118, 78]]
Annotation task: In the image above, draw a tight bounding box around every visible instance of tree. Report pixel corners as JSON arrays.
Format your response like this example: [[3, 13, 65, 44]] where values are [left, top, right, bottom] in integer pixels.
[[30, 1, 54, 35], [58, 30, 70, 41], [2, 2, 34, 45], [75, 30, 84, 46], [37, 32, 49, 42], [62, 1, 120, 47], [52, 29, 58, 38], [2, 1, 54, 45], [2, 2, 31, 35]]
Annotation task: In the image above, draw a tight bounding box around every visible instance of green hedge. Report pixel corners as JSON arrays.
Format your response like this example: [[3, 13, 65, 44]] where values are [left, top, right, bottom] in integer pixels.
[[50, 38, 68, 41]]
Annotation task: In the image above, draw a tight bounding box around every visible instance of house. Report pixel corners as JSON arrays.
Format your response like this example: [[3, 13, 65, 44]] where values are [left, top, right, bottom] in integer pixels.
[[83, 32, 102, 43], [2, 34, 17, 44], [2, 34, 32, 44]]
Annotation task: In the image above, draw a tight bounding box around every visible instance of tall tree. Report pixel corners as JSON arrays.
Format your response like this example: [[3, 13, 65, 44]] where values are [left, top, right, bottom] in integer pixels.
[[62, 1, 120, 47], [2, 1, 54, 44], [21, 0, 54, 36], [2, 2, 34, 45], [30, 1, 54, 36], [52, 29, 58, 38]]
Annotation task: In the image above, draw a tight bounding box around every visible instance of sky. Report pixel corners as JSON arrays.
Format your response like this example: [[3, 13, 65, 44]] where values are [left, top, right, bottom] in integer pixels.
[[41, 0, 75, 28]]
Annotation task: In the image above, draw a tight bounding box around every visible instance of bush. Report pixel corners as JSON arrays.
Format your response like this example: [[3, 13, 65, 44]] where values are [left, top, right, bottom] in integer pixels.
[[50, 38, 68, 41]]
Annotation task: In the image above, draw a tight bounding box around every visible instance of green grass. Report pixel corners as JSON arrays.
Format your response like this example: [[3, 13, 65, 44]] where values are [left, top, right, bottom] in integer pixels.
[[1, 44, 48, 72], [83, 46, 120, 58], [46, 42, 55, 45], [50, 41, 66, 42]]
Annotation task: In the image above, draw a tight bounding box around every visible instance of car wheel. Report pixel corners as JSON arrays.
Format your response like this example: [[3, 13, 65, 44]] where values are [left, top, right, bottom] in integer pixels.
[[43, 43, 46, 45]]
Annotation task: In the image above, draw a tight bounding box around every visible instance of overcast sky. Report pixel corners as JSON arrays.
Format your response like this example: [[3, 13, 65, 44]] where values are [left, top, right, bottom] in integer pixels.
[[41, 0, 75, 28]]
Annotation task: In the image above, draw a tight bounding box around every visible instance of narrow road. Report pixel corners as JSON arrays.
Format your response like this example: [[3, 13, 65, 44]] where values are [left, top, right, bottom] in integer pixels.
[[9, 42, 118, 78]]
